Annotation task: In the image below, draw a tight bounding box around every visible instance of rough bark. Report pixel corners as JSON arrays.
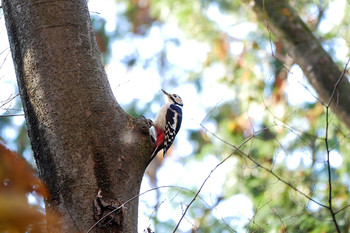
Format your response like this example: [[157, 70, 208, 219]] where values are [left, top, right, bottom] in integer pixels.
[[242, 0, 350, 130], [2, 0, 153, 232]]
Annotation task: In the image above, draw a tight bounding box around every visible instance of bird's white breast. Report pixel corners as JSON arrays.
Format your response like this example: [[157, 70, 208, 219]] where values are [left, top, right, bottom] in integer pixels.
[[154, 103, 170, 130]]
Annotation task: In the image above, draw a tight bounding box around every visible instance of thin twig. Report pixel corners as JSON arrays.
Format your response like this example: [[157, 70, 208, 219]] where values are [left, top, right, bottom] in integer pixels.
[[172, 135, 254, 232], [326, 57, 350, 107], [0, 114, 25, 118], [269, 204, 288, 233], [247, 152, 328, 208], [297, 80, 324, 105], [87, 187, 165, 233], [200, 99, 223, 125], [0, 49, 10, 70], [200, 124, 329, 209], [334, 204, 350, 215], [324, 106, 341, 233], [322, 58, 350, 233], [246, 200, 271, 233], [87, 185, 211, 233], [0, 93, 19, 108], [147, 199, 166, 223]]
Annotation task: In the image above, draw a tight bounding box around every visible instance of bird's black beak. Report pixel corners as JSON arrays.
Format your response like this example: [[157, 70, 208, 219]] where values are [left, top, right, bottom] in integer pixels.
[[161, 89, 170, 97]]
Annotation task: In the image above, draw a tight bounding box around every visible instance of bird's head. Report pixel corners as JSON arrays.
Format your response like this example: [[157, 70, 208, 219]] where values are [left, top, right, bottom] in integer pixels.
[[162, 89, 183, 106]]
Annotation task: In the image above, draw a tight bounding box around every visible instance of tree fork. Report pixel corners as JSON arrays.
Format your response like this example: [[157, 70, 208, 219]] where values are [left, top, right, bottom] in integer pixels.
[[2, 0, 153, 232]]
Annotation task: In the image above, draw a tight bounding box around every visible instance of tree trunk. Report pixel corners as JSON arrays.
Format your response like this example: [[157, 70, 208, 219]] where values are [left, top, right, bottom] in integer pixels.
[[2, 0, 153, 232], [242, 0, 350, 129]]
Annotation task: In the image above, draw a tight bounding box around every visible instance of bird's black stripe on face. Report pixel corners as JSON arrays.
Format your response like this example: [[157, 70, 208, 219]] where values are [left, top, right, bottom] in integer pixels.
[[170, 96, 183, 106]]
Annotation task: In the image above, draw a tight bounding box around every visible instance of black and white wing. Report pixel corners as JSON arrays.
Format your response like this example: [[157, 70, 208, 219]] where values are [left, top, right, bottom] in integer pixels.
[[163, 104, 182, 157]]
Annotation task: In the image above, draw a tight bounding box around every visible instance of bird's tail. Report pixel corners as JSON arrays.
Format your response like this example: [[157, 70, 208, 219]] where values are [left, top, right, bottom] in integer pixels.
[[147, 147, 162, 167], [163, 148, 169, 158]]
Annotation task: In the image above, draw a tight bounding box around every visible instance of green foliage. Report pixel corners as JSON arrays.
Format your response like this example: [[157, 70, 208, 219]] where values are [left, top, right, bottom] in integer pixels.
[[1, 0, 350, 232]]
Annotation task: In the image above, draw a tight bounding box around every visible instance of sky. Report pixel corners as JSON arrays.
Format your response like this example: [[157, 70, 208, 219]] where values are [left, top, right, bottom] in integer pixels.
[[0, 0, 349, 232]]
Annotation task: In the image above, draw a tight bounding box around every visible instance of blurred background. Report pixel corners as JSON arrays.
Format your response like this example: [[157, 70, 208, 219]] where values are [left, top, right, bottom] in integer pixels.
[[0, 0, 349, 232]]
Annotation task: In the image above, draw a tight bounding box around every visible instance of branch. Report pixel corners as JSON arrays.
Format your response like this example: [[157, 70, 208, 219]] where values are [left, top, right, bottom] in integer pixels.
[[334, 204, 350, 215], [324, 106, 341, 233], [326, 58, 350, 108], [0, 114, 25, 118], [242, 0, 350, 131], [245, 148, 328, 209], [241, 2, 350, 228], [87, 185, 214, 233], [322, 58, 349, 233], [200, 122, 329, 209], [246, 200, 271, 232], [172, 135, 254, 232]]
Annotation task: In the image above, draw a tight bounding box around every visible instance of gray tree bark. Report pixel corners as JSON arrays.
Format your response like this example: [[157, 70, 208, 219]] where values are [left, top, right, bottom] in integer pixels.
[[2, 0, 153, 232], [242, 0, 350, 130]]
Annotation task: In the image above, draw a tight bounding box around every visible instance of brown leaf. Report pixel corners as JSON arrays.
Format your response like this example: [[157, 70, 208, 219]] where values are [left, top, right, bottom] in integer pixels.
[[0, 143, 59, 232], [0, 142, 48, 197]]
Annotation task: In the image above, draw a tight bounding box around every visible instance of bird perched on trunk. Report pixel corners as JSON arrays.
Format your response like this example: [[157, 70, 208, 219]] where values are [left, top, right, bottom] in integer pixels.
[[148, 89, 183, 165]]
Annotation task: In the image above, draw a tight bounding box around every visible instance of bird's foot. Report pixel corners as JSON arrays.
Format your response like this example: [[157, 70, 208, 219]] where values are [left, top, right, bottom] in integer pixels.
[[141, 115, 154, 128]]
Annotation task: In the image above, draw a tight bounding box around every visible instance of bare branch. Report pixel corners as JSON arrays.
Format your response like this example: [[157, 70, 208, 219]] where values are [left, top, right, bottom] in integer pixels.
[[0, 49, 10, 70], [172, 134, 254, 232], [327, 57, 350, 108], [269, 204, 287, 233], [322, 59, 350, 233], [0, 114, 25, 118], [334, 204, 350, 215], [324, 107, 341, 232], [246, 200, 271, 232], [202, 122, 328, 209], [297, 80, 324, 105], [87, 185, 215, 233]]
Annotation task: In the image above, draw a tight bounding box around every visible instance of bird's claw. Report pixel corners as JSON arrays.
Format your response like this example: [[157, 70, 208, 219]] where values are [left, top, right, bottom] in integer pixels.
[[141, 115, 154, 128]]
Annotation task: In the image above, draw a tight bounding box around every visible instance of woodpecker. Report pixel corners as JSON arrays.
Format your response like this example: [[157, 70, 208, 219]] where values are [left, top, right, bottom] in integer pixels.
[[148, 89, 183, 164]]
